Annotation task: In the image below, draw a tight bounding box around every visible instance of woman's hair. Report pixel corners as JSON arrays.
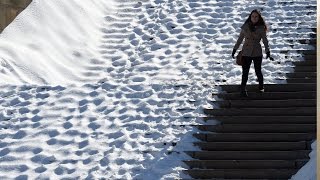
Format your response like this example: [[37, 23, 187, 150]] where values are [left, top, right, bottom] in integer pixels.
[[245, 9, 268, 31]]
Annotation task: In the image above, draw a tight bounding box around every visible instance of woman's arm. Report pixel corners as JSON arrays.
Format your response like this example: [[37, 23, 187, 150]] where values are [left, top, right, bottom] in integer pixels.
[[261, 30, 270, 53], [233, 29, 245, 51]]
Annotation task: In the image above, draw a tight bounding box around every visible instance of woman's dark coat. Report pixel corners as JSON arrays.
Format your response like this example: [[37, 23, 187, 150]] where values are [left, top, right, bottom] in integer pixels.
[[233, 23, 270, 57]]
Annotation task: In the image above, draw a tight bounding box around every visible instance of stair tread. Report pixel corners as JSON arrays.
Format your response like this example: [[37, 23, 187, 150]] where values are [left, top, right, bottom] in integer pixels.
[[203, 115, 316, 124], [196, 124, 316, 126], [194, 141, 309, 151], [218, 91, 316, 94], [286, 72, 316, 75], [184, 168, 300, 170], [204, 107, 316, 110], [184, 159, 309, 162], [286, 78, 317, 83], [219, 83, 316, 93], [184, 169, 299, 179], [293, 66, 316, 72], [194, 133, 316, 142], [184, 161, 310, 170], [216, 91, 316, 100], [211, 99, 316, 108], [212, 99, 316, 102], [204, 107, 316, 116], [204, 115, 316, 118], [194, 141, 310, 144], [195, 124, 316, 133], [185, 150, 311, 160], [292, 61, 316, 66]]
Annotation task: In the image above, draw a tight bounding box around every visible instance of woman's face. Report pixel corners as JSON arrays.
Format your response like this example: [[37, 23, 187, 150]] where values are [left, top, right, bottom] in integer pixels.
[[251, 12, 259, 24]]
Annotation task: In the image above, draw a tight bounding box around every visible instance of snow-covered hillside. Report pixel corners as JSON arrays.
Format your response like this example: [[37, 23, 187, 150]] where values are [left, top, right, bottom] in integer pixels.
[[0, 0, 316, 179]]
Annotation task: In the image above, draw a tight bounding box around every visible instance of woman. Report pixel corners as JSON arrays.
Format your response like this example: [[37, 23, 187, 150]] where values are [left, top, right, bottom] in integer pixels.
[[232, 9, 272, 97]]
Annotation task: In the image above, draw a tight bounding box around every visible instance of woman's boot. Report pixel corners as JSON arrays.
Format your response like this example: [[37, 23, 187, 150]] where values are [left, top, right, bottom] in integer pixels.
[[240, 86, 248, 97]]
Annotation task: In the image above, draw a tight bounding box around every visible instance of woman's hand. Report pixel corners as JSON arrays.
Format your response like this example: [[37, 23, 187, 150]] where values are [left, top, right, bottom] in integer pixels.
[[266, 52, 270, 59], [266, 52, 274, 61], [232, 49, 236, 58]]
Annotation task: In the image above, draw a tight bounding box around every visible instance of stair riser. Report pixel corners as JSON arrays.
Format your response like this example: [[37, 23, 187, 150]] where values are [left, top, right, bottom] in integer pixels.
[[296, 50, 316, 55], [203, 116, 316, 124], [219, 84, 316, 93], [184, 169, 298, 179], [186, 151, 311, 160], [213, 100, 316, 108], [297, 39, 316, 44], [204, 108, 316, 116], [293, 61, 316, 66], [184, 160, 308, 169], [294, 66, 316, 72], [198, 127, 316, 133], [194, 134, 316, 142], [195, 142, 309, 151], [279, 50, 317, 57], [287, 78, 316, 83], [302, 55, 316, 60], [217, 92, 316, 100], [285, 39, 316, 44], [286, 73, 316, 78]]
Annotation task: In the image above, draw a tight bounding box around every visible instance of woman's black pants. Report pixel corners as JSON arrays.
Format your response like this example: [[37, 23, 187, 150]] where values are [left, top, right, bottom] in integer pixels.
[[241, 56, 263, 91]]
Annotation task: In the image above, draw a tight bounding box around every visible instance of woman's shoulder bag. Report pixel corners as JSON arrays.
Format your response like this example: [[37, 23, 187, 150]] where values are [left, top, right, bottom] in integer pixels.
[[236, 50, 243, 66]]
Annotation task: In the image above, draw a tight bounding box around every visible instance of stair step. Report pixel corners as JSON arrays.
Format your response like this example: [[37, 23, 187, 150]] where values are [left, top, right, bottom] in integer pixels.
[[297, 49, 317, 55], [212, 99, 316, 108], [185, 150, 311, 160], [277, 4, 316, 8], [219, 83, 316, 93], [293, 66, 316, 72], [286, 72, 316, 78], [195, 141, 309, 151], [274, 24, 316, 28], [286, 39, 316, 45], [216, 91, 316, 100], [293, 60, 316, 66], [196, 124, 316, 133], [184, 159, 308, 169], [286, 78, 317, 83], [194, 133, 316, 142], [280, 33, 316, 39], [204, 107, 316, 116], [183, 169, 298, 179], [302, 54, 316, 60], [203, 116, 316, 124], [296, 50, 316, 55]]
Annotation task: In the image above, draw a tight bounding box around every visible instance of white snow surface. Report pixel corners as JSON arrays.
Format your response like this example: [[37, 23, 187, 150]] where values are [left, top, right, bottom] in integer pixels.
[[0, 0, 316, 179]]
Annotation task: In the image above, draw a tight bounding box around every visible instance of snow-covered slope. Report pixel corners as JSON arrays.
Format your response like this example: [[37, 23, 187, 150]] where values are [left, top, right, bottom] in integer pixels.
[[0, 0, 112, 84], [0, 0, 316, 179]]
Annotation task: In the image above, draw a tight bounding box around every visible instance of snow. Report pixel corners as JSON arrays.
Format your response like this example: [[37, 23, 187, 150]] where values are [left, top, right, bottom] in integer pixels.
[[0, 0, 317, 179], [290, 141, 317, 180], [0, 0, 111, 84]]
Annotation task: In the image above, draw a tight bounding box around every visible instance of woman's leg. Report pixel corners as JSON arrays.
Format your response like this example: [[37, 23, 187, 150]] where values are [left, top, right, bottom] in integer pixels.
[[253, 56, 264, 90], [241, 56, 252, 92]]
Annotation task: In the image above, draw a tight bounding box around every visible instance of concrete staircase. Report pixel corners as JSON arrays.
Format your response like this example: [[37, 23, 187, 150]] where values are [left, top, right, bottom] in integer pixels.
[[183, 83, 316, 179], [183, 15, 317, 180]]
